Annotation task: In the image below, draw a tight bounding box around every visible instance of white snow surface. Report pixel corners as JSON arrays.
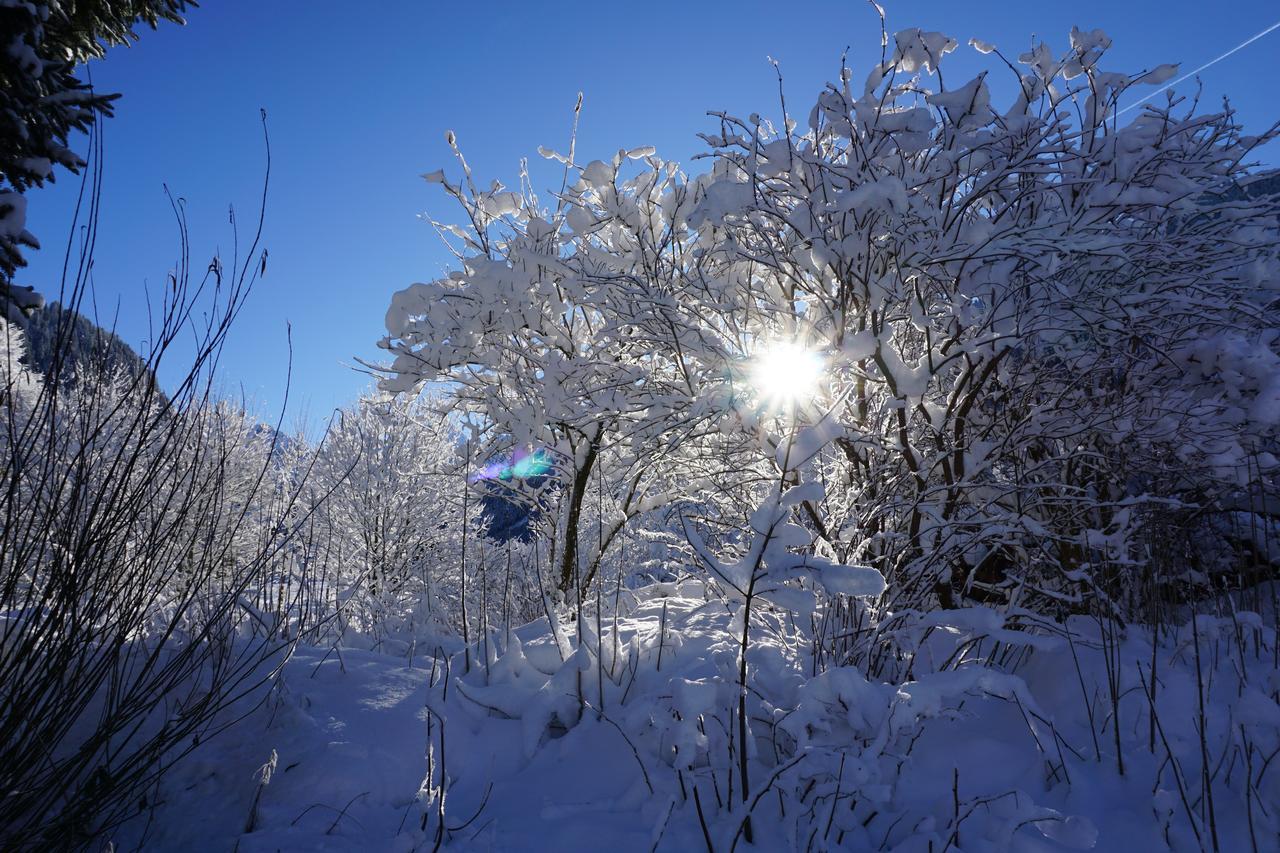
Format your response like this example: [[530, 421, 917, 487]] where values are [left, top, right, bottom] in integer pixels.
[[115, 581, 1280, 852]]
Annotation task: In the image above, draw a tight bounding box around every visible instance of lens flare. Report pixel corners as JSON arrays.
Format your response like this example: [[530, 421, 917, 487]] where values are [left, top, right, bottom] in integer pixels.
[[469, 447, 553, 484], [750, 341, 824, 410]]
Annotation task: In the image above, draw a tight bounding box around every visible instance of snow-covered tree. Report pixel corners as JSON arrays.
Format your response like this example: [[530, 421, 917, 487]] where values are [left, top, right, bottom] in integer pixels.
[[379, 135, 733, 597], [686, 25, 1280, 616], [0, 0, 194, 312], [383, 25, 1279, 619], [301, 391, 467, 645], [0, 317, 39, 412]]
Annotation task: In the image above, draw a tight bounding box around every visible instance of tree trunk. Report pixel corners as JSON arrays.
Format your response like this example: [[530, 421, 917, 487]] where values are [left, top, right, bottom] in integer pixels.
[[558, 431, 600, 596]]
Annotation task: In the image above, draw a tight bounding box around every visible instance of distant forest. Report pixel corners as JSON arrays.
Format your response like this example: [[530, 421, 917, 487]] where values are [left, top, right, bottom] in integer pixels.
[[21, 302, 150, 385]]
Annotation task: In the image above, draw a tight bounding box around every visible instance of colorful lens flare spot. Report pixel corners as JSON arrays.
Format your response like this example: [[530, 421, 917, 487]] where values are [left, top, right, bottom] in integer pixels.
[[469, 447, 554, 483]]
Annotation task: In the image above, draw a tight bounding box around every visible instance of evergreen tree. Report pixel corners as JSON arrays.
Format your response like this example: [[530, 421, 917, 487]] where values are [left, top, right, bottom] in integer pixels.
[[0, 0, 195, 316]]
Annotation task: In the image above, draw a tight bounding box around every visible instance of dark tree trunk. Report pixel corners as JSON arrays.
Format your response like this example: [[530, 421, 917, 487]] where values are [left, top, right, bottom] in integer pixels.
[[557, 430, 600, 596]]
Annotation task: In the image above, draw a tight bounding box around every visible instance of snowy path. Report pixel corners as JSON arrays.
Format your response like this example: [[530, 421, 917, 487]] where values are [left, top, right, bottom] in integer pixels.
[[135, 647, 434, 851], [136, 645, 655, 851]]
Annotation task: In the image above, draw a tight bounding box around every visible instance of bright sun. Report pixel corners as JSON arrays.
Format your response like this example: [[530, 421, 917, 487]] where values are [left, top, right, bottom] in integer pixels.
[[750, 341, 825, 410]]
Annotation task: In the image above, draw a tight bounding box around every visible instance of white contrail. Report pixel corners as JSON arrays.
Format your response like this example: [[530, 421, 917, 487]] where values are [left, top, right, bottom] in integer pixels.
[[1118, 18, 1280, 116]]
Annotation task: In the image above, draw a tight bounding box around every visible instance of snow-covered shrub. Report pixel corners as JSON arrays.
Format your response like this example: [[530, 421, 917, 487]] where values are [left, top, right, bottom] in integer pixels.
[[0, 177, 307, 847], [684, 25, 1280, 618], [278, 390, 587, 662], [294, 392, 469, 649], [393, 574, 1276, 851]]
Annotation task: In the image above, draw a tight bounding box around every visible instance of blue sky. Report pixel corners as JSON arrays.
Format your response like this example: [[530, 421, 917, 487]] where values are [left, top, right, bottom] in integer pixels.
[[19, 0, 1280, 431]]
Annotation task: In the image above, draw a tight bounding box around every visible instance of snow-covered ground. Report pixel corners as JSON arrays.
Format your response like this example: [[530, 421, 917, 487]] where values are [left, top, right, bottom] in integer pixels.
[[122, 646, 433, 852], [117, 581, 1280, 852]]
